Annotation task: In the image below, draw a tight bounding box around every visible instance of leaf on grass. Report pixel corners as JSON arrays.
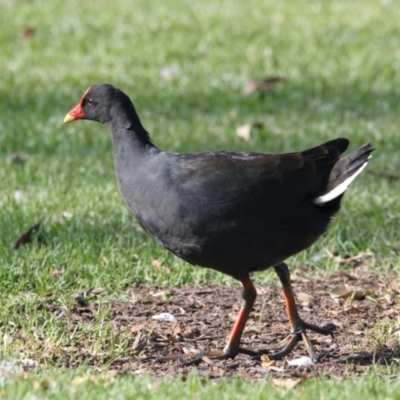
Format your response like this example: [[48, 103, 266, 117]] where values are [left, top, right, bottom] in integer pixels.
[[32, 377, 52, 391], [160, 64, 181, 81], [201, 355, 214, 365], [287, 356, 313, 367], [152, 259, 163, 270], [236, 124, 252, 141], [49, 269, 62, 277], [182, 345, 201, 356], [260, 355, 276, 368], [330, 285, 374, 301], [177, 306, 186, 314], [152, 313, 177, 323], [150, 290, 171, 301], [349, 329, 364, 335], [334, 250, 375, 267], [61, 211, 73, 220], [72, 376, 89, 386], [183, 325, 201, 338], [0, 366, 20, 384], [172, 322, 182, 337], [382, 293, 395, 305], [236, 122, 264, 141], [88, 287, 105, 296], [272, 377, 306, 389], [295, 292, 313, 307], [10, 153, 24, 165], [244, 76, 285, 96], [291, 265, 312, 281], [130, 324, 145, 334], [14, 190, 23, 203], [341, 306, 364, 315], [73, 292, 89, 306], [20, 27, 36, 40], [330, 300, 366, 315], [331, 270, 357, 281], [244, 326, 261, 334], [72, 371, 117, 387], [14, 222, 41, 250], [131, 332, 147, 352], [151, 260, 171, 275]]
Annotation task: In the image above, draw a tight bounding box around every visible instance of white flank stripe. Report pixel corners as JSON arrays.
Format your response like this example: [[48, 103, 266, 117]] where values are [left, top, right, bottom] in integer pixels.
[[313, 161, 369, 205]]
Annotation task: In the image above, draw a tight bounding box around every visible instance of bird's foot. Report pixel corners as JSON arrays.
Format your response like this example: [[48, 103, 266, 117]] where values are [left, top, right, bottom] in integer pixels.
[[143, 347, 238, 366], [142, 321, 334, 365], [255, 320, 335, 362], [142, 320, 334, 365]]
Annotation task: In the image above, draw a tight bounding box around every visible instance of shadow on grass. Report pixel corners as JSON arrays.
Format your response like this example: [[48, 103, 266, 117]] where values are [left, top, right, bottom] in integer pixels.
[[345, 347, 400, 366]]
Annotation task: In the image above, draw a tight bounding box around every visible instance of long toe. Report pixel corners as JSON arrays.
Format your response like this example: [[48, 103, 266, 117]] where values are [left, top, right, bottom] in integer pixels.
[[265, 330, 322, 363], [303, 321, 335, 337], [262, 334, 302, 360], [265, 320, 334, 362], [144, 349, 236, 366]]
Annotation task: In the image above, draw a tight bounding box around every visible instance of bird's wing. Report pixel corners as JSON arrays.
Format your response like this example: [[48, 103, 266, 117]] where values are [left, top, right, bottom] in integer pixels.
[[167, 139, 348, 217]]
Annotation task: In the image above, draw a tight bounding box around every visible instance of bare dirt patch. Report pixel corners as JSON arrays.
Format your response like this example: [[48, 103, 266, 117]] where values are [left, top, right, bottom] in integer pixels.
[[37, 264, 400, 380]]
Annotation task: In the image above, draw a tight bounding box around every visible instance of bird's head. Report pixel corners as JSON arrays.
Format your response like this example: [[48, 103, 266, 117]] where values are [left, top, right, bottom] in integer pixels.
[[64, 84, 134, 125]]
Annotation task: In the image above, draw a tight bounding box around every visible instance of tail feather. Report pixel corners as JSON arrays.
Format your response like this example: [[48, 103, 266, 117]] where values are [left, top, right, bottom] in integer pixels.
[[313, 143, 373, 205]]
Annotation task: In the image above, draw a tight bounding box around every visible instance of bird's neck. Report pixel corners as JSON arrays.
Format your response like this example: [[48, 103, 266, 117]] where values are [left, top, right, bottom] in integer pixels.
[[106, 113, 153, 145], [106, 119, 160, 176], [107, 121, 161, 219]]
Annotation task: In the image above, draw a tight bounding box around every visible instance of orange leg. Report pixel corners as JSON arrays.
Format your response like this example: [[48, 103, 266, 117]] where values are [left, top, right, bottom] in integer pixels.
[[264, 262, 334, 362], [222, 275, 257, 356], [146, 275, 258, 365], [146, 264, 333, 365]]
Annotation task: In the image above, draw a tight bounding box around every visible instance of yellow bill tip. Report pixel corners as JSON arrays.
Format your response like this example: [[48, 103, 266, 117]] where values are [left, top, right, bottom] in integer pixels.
[[63, 113, 76, 124], [64, 114, 75, 124]]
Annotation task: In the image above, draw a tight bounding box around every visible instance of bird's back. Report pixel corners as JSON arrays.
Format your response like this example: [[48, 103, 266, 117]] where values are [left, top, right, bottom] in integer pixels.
[[119, 139, 351, 279]]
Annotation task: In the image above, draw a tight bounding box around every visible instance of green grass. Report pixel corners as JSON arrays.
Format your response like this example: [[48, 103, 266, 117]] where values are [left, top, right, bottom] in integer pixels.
[[1, 0, 400, 397], [3, 369, 400, 400]]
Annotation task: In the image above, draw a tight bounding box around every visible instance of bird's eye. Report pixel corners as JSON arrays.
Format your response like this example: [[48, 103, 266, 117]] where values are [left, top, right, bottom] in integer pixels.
[[87, 98, 94, 106]]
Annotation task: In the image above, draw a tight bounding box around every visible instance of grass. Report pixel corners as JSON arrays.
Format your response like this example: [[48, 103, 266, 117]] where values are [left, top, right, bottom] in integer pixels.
[[3, 369, 400, 400], [0, 0, 400, 397]]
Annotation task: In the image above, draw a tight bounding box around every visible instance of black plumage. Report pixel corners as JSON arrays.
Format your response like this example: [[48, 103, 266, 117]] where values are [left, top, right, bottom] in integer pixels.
[[64, 84, 373, 362]]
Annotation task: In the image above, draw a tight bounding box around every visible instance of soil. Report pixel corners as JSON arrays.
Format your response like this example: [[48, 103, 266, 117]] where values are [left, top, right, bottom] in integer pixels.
[[42, 263, 400, 381]]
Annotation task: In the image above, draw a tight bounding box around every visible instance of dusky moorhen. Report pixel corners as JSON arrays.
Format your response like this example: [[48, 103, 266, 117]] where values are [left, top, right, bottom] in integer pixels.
[[64, 84, 373, 363]]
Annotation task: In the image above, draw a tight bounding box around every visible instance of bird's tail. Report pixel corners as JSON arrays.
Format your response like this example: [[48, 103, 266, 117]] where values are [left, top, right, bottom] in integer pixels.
[[313, 143, 374, 205]]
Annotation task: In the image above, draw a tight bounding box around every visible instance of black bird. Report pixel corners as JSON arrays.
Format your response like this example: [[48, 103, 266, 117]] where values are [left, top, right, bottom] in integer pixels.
[[64, 84, 373, 362]]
